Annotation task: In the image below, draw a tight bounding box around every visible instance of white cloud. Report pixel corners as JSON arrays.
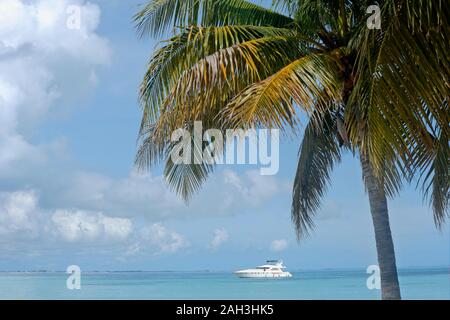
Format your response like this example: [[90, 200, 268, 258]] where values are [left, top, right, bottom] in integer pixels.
[[0, 190, 133, 243], [41, 169, 285, 221], [125, 242, 141, 256], [51, 210, 133, 242], [140, 223, 189, 254], [270, 239, 288, 252], [0, 190, 40, 237], [209, 228, 229, 250], [223, 170, 281, 207], [0, 0, 111, 170], [0, 190, 190, 257], [55, 171, 184, 218], [0, 0, 109, 61]]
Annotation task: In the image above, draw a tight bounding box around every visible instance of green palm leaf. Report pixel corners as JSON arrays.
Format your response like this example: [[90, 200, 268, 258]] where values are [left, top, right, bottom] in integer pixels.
[[292, 108, 342, 238], [134, 0, 293, 37], [223, 52, 342, 130], [139, 25, 295, 129]]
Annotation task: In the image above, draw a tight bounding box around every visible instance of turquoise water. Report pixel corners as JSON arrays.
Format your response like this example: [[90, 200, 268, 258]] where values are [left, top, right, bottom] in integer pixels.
[[0, 268, 448, 300]]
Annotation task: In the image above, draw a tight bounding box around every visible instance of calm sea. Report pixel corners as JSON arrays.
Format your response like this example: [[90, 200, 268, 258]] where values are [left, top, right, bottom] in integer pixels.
[[0, 267, 448, 300]]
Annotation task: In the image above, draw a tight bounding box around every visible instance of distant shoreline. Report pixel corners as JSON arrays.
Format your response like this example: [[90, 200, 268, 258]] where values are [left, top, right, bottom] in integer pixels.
[[0, 266, 447, 274]]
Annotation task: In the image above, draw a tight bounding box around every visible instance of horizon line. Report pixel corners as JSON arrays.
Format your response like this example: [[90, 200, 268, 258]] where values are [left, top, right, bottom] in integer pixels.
[[0, 265, 447, 274]]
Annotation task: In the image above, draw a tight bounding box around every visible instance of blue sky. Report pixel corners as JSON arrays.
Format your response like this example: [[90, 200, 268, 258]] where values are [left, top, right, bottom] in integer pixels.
[[0, 0, 448, 272]]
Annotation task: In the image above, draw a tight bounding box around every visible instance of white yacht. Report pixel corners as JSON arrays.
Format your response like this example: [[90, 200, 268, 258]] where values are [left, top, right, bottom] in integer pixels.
[[234, 260, 293, 278]]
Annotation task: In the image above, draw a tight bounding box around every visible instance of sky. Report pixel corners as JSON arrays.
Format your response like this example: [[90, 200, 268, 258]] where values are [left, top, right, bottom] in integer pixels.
[[0, 0, 448, 272]]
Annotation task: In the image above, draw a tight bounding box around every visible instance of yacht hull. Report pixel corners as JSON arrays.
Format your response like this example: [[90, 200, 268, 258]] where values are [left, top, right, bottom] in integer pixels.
[[234, 261, 292, 279], [234, 272, 292, 278]]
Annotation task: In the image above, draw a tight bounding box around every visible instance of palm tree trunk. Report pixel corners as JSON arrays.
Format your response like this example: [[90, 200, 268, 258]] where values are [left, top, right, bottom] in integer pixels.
[[360, 153, 401, 300]]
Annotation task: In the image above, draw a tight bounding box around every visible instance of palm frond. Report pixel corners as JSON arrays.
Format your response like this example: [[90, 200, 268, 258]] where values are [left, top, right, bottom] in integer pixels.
[[136, 120, 217, 201], [134, 0, 293, 37], [223, 52, 342, 130], [139, 25, 294, 129], [154, 35, 303, 134], [163, 133, 215, 201], [135, 124, 168, 170], [421, 125, 450, 227], [292, 107, 342, 238]]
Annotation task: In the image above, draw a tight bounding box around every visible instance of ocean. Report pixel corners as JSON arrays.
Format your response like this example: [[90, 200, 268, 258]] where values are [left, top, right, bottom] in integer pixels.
[[0, 267, 448, 300]]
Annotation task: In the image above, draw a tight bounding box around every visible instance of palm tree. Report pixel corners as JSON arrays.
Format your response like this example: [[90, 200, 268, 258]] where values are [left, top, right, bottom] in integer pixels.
[[134, 0, 449, 300]]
